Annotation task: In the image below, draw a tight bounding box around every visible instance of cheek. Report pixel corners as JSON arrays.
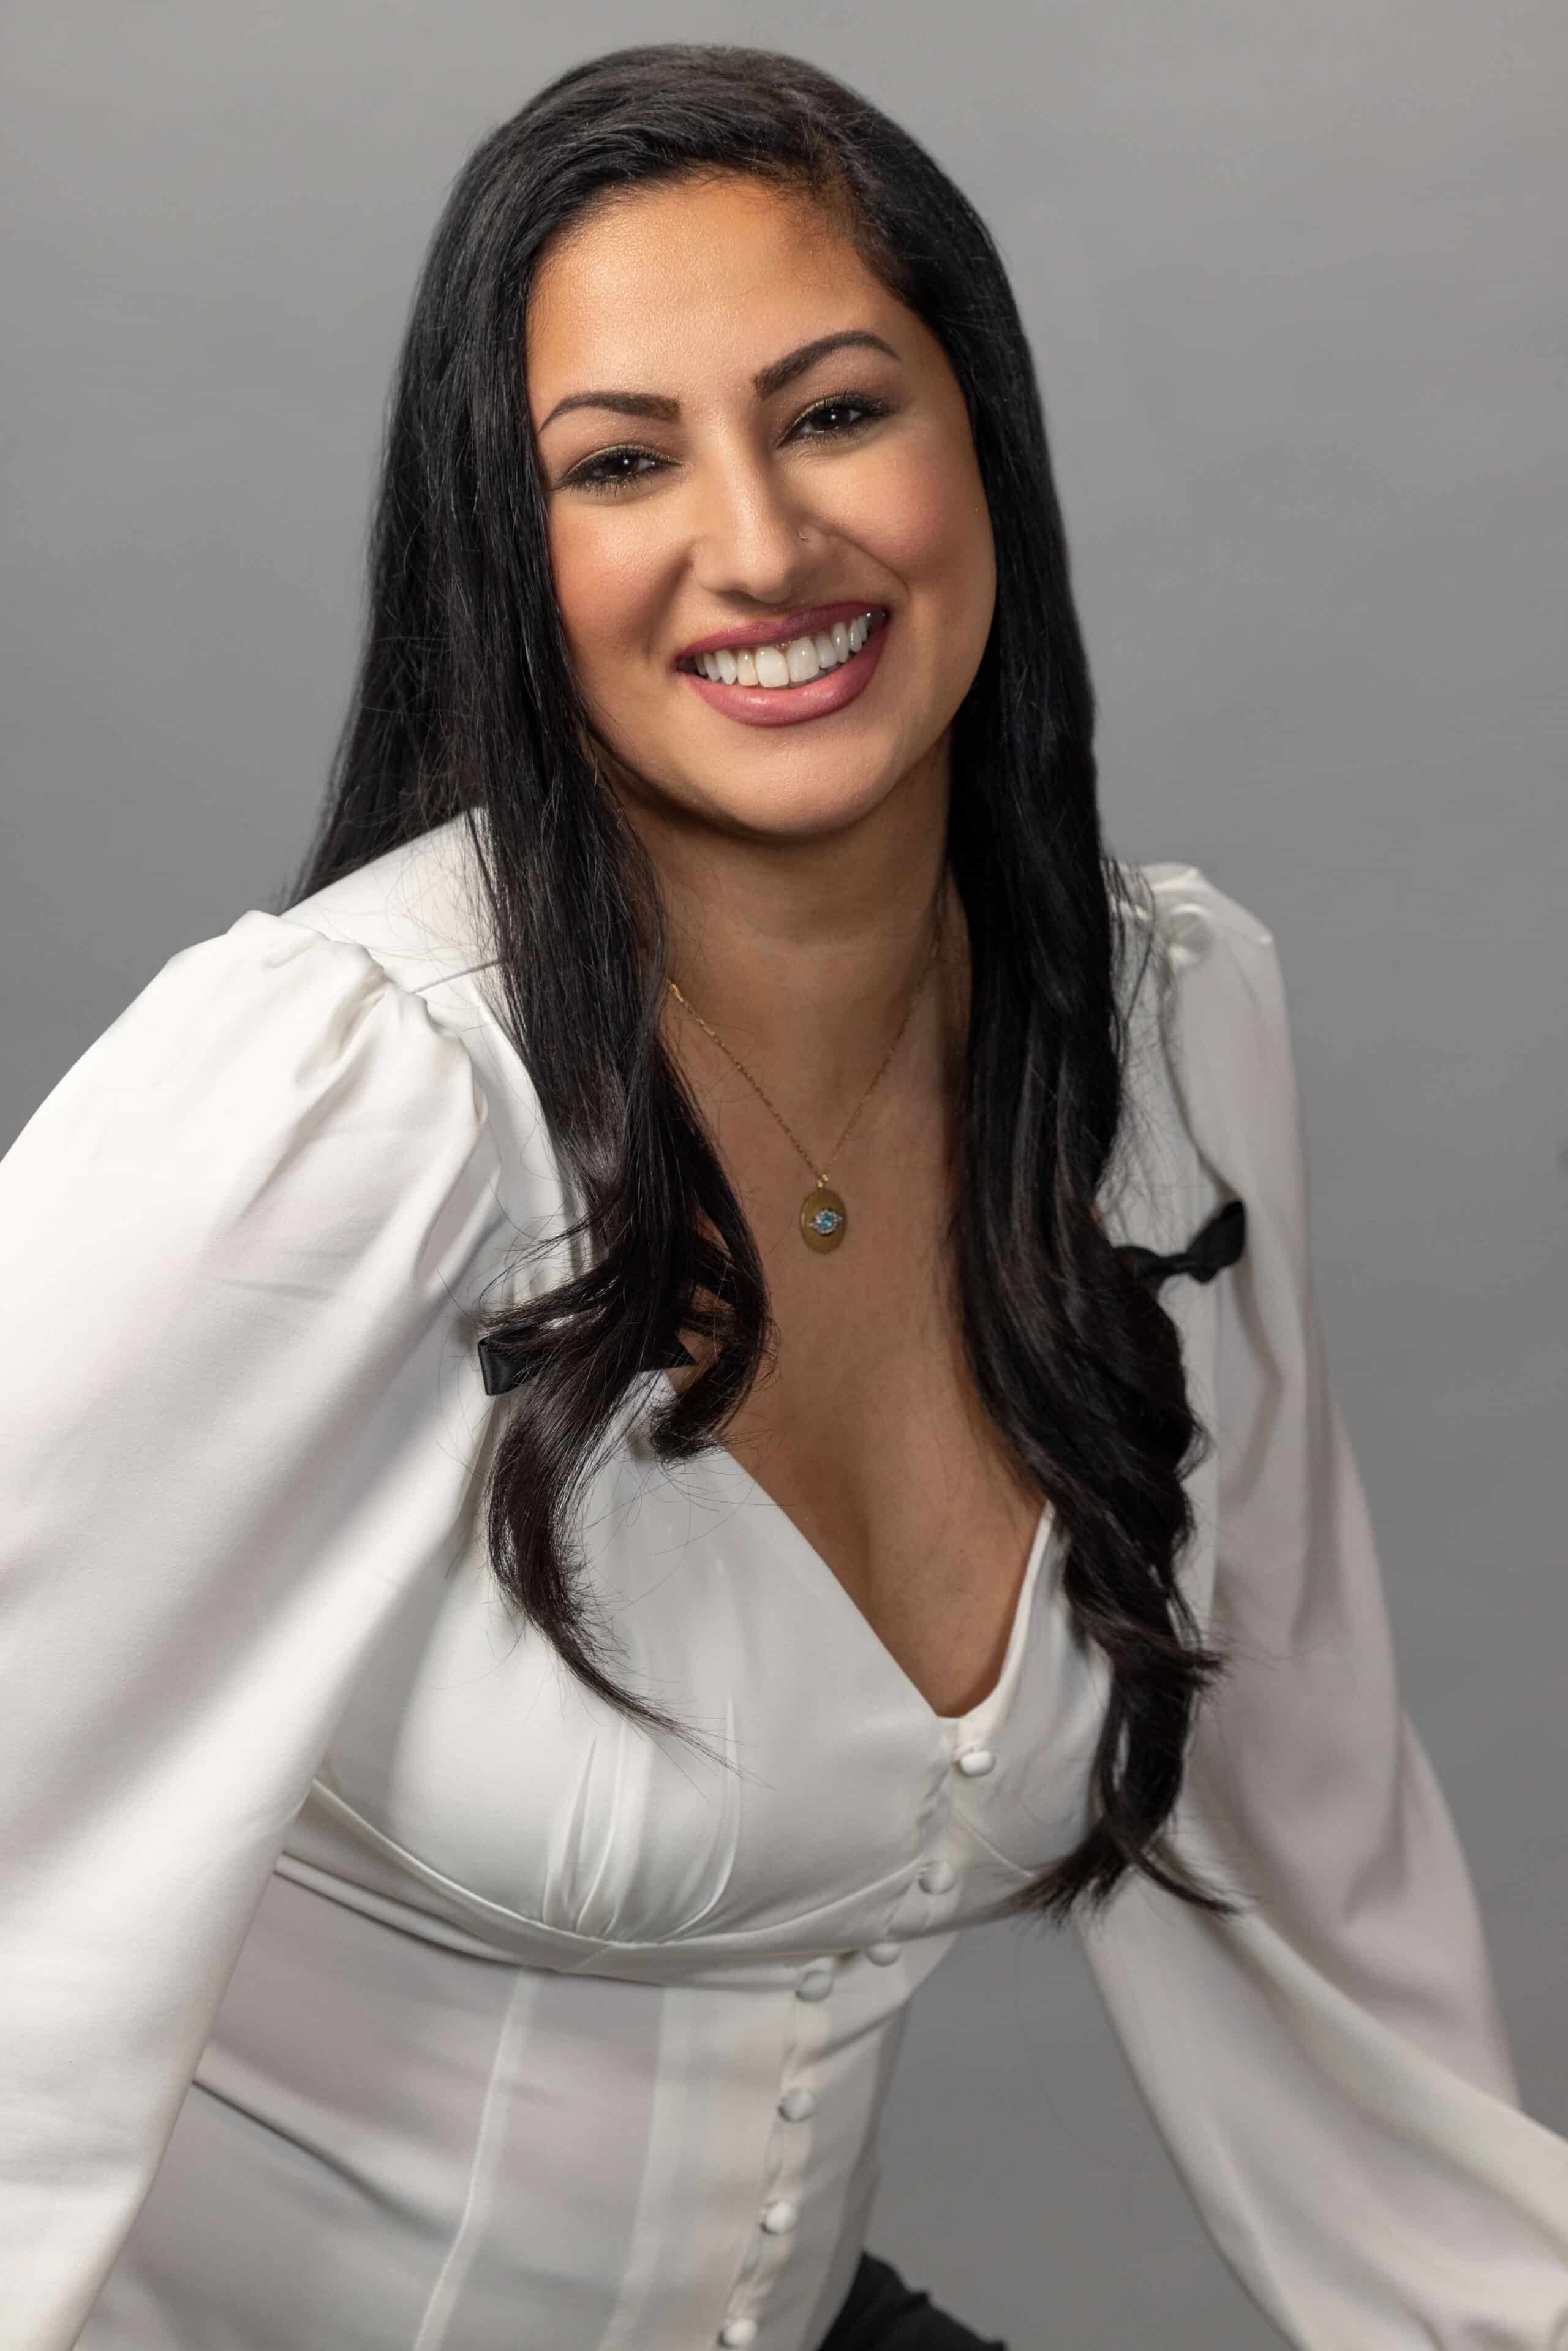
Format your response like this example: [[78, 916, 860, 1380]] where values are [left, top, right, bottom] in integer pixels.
[[840, 434, 994, 633], [546, 511, 668, 687]]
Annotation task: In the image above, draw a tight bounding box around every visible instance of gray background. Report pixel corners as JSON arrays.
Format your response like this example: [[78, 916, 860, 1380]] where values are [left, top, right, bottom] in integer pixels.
[[4, 3, 1564, 2342]]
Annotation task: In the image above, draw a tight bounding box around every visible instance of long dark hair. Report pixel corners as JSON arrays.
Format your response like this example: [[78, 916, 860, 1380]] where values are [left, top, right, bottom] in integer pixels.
[[282, 42, 1238, 1930]]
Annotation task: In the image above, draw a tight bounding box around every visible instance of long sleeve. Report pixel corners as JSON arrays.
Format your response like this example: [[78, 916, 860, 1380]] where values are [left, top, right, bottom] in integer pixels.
[[0, 910, 504, 2349], [1076, 870, 1568, 2347]]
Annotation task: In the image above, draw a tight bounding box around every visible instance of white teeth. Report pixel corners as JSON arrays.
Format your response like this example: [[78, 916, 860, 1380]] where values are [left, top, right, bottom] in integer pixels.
[[692, 613, 879, 688]]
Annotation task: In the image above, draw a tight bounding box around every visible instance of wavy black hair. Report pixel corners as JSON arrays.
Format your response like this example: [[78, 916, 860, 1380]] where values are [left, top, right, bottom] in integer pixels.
[[283, 42, 1239, 1929]]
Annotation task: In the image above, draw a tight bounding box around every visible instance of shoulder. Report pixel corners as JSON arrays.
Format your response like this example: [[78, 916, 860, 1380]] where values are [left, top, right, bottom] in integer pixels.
[[285, 815, 575, 1274], [282, 812, 498, 996], [70, 894, 494, 1151], [1115, 858, 1277, 972], [111, 813, 507, 1194], [8, 836, 504, 1277], [1103, 859, 1303, 1258], [1113, 856, 1291, 1064]]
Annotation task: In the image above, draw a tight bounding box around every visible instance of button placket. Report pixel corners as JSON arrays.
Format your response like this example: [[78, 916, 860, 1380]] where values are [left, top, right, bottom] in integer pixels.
[[718, 1957, 834, 2342], [774, 1958, 833, 2193]]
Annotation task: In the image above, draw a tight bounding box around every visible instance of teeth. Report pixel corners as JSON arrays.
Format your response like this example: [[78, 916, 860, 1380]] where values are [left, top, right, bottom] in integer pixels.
[[692, 611, 879, 689]]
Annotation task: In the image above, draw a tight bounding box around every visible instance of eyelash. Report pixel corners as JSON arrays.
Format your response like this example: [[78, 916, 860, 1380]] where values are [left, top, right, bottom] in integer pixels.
[[559, 390, 892, 496]]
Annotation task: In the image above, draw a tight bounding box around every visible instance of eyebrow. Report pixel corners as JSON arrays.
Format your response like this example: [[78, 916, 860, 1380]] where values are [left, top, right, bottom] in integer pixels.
[[535, 330, 901, 434]]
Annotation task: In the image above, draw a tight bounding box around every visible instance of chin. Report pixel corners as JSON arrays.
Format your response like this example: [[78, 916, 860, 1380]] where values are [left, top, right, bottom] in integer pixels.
[[697, 763, 908, 843]]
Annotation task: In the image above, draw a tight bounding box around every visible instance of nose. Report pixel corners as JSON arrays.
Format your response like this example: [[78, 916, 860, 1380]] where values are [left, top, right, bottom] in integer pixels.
[[685, 439, 821, 611]]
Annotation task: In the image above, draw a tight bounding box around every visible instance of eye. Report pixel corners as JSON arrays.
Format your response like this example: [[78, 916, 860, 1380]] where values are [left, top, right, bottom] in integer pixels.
[[560, 446, 666, 496], [788, 390, 891, 443]]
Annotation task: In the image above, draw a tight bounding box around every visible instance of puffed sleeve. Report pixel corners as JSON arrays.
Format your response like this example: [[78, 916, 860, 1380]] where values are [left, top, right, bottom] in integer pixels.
[[0, 909, 505, 2350], [1075, 869, 1568, 2346]]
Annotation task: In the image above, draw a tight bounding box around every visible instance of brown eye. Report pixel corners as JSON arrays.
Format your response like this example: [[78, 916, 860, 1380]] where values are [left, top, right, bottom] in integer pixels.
[[790, 393, 890, 442], [565, 447, 665, 494]]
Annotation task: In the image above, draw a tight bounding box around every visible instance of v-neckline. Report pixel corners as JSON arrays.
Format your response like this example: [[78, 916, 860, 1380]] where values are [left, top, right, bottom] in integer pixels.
[[652, 1372, 1056, 1730]]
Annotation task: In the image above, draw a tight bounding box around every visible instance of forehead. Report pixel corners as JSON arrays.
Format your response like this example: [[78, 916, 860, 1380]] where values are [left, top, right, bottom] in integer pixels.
[[525, 175, 895, 408]]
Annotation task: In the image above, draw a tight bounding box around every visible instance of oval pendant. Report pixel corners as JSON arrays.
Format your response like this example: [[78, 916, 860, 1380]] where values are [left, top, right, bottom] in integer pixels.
[[800, 1185, 848, 1253]]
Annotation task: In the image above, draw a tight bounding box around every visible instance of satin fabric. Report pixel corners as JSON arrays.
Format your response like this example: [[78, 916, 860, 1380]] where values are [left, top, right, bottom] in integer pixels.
[[1, 815, 1565, 2350]]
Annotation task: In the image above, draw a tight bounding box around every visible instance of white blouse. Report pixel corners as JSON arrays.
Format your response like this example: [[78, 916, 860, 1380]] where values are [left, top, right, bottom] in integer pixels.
[[2, 816, 1565, 2351]]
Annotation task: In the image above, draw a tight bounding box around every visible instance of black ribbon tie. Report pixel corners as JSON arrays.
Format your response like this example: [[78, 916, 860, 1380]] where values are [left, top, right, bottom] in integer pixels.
[[1118, 1195, 1246, 1291]]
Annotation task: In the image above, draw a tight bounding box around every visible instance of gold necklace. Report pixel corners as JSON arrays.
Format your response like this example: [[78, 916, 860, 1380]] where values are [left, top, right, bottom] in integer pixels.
[[667, 925, 940, 1254]]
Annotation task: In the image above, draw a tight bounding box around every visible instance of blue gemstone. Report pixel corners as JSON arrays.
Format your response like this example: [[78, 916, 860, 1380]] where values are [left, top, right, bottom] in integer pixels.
[[810, 1207, 843, 1235]]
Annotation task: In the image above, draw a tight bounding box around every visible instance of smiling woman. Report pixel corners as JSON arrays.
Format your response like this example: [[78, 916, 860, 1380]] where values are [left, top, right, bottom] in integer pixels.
[[5, 37, 1568, 2351], [529, 195, 992, 813]]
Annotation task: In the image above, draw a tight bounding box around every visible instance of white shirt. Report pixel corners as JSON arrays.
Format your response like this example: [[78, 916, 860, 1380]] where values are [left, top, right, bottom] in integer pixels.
[[2, 816, 1565, 2351]]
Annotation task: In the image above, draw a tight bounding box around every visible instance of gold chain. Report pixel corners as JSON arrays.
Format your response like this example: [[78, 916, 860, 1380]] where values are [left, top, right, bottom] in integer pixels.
[[666, 923, 940, 1188]]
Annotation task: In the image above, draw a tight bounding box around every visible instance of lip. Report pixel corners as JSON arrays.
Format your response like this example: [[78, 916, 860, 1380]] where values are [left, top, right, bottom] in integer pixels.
[[674, 601, 888, 663], [679, 610, 890, 730]]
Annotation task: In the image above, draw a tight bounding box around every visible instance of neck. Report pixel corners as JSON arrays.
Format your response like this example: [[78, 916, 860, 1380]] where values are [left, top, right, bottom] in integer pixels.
[[613, 744, 964, 1136]]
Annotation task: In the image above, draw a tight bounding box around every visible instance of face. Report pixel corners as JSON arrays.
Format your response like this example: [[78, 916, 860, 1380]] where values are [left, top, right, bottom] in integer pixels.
[[526, 174, 996, 845]]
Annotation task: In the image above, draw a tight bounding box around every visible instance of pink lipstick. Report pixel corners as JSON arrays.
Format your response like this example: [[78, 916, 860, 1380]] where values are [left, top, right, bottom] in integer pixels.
[[676, 606, 890, 730]]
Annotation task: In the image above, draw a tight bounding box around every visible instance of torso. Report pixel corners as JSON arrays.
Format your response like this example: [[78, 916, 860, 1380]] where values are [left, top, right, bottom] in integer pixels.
[[669, 973, 1044, 1722]]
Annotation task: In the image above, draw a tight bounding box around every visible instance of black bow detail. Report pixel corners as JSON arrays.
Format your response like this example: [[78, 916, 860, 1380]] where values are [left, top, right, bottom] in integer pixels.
[[475, 1339, 532, 1398], [1117, 1196, 1246, 1291]]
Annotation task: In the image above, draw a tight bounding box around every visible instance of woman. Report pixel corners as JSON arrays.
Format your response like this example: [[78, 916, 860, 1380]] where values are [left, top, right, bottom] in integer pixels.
[[2, 42, 1564, 2351]]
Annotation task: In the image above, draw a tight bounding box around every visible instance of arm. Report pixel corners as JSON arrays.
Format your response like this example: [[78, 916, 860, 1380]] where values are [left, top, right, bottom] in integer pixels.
[[0, 910, 503, 2348], [1076, 870, 1568, 2347]]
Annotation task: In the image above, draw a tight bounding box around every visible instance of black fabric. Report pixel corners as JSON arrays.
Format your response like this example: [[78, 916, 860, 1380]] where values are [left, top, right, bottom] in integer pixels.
[[1118, 1194, 1246, 1291], [815, 2252, 1009, 2349]]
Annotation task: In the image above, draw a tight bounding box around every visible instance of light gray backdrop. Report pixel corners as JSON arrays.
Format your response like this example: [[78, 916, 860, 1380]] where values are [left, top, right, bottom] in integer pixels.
[[4, 4, 1564, 2344]]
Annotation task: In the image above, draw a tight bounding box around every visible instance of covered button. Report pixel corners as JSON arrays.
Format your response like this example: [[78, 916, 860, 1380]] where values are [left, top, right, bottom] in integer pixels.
[[795, 1961, 835, 2002], [760, 2199, 799, 2235], [778, 2085, 817, 2121], [865, 1939, 901, 1965], [719, 2323, 759, 2347], [954, 1745, 995, 1777], [919, 1859, 957, 1893]]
